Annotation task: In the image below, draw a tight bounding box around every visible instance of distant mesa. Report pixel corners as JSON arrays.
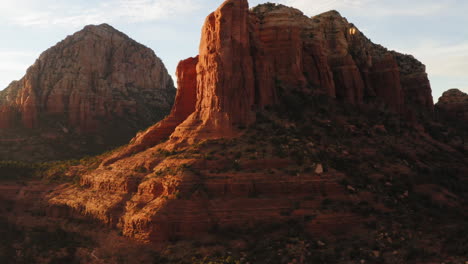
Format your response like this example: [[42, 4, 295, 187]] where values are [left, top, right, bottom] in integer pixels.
[[0, 23, 176, 161]]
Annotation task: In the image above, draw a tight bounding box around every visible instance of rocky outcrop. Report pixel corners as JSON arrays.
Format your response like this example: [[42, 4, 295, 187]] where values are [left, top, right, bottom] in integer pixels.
[[393, 52, 434, 111], [0, 24, 175, 161], [170, 0, 257, 143], [435, 89, 468, 122]]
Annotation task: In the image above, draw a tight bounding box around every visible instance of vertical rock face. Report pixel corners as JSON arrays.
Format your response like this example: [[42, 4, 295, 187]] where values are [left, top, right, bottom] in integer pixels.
[[367, 55, 402, 110], [395, 52, 434, 112], [317, 10, 366, 105], [301, 10, 405, 108], [173, 57, 199, 120], [249, 6, 433, 113], [197, 0, 256, 126], [0, 24, 176, 161], [170, 0, 257, 143]]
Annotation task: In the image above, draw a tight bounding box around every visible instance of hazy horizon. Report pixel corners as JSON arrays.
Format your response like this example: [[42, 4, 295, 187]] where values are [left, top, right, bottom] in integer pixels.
[[1, 0, 467, 101]]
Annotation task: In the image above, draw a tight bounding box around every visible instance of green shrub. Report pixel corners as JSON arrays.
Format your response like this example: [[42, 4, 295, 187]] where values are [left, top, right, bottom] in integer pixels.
[[0, 161, 40, 180]]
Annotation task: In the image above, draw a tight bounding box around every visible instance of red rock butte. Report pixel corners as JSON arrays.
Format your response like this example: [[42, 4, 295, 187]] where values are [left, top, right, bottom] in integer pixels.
[[108, 0, 433, 162], [49, 0, 441, 243], [0, 23, 176, 161]]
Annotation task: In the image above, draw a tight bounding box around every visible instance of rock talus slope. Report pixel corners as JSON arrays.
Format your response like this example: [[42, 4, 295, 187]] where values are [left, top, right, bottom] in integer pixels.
[[49, 0, 446, 244], [0, 24, 175, 161]]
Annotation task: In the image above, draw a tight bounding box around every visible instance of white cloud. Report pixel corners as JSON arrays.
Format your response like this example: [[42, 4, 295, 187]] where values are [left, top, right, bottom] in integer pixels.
[[0, 51, 36, 71], [279, 0, 448, 17], [0, 50, 38, 88], [0, 51, 37, 59], [408, 41, 468, 78], [1, 0, 201, 27], [402, 40, 468, 99], [280, 0, 371, 14]]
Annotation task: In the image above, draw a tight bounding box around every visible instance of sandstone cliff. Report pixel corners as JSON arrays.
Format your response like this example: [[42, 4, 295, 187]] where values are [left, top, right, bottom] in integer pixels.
[[0, 24, 176, 161]]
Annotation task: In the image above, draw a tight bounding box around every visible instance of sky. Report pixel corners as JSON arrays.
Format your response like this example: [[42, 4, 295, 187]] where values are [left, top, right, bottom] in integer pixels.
[[0, 0, 467, 101]]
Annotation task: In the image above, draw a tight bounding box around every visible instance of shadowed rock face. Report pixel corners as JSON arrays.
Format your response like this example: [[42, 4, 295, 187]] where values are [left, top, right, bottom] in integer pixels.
[[101, 56, 199, 166], [433, 89, 468, 153], [0, 24, 176, 161], [436, 89, 468, 122]]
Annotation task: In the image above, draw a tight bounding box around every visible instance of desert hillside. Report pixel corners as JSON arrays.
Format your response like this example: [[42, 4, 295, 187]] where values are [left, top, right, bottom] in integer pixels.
[[0, 0, 466, 263]]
